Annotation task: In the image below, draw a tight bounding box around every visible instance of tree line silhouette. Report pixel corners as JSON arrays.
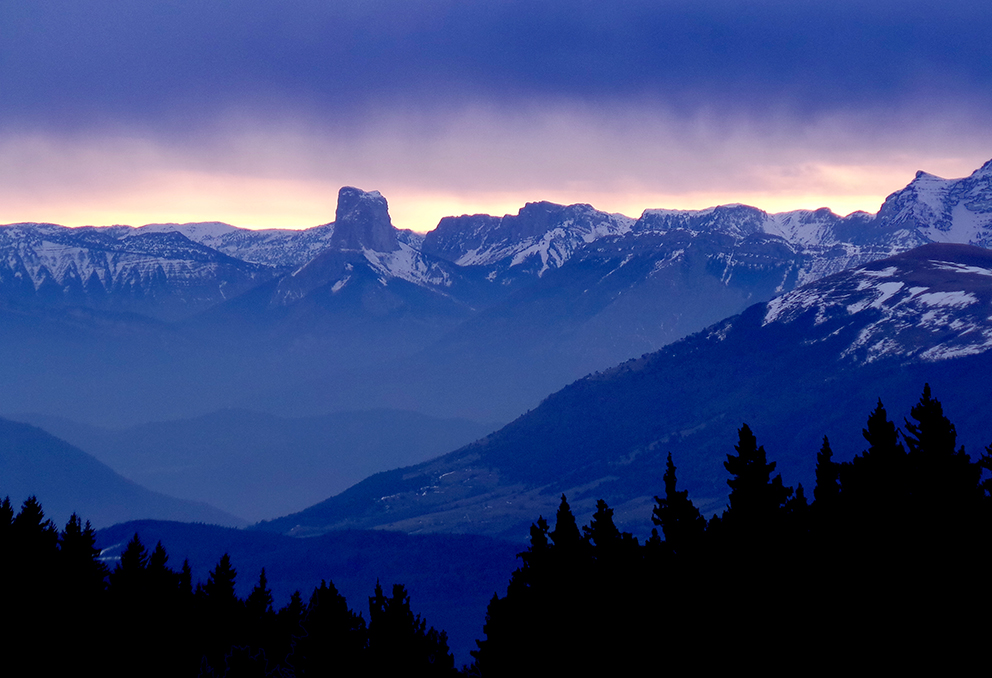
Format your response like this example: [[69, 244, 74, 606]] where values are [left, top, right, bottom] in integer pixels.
[[470, 384, 992, 674], [0, 499, 455, 675], [3, 384, 990, 675]]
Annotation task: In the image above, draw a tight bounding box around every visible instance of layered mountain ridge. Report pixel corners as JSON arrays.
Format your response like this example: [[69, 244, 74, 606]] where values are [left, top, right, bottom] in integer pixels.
[[256, 243, 992, 541], [7, 160, 992, 324], [4, 162, 992, 427]]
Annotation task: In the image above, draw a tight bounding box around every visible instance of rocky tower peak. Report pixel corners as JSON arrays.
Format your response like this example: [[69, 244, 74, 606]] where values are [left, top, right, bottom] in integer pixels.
[[331, 187, 399, 252]]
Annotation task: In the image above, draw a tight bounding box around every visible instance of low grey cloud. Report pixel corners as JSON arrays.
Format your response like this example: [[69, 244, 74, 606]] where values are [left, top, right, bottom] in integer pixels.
[[4, 0, 990, 132], [3, 1, 991, 229]]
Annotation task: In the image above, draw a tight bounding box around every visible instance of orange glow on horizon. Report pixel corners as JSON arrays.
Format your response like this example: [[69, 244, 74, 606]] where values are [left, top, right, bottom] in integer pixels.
[[0, 171, 906, 234], [1, 129, 987, 234]]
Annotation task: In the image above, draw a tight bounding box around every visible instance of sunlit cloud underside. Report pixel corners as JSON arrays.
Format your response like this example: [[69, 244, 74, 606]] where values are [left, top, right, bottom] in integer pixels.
[[3, 105, 990, 232], [4, 2, 992, 231]]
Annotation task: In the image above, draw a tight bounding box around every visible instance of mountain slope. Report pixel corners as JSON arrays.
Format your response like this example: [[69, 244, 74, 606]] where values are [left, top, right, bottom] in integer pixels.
[[255, 244, 992, 541], [0, 417, 242, 528], [16, 409, 498, 522]]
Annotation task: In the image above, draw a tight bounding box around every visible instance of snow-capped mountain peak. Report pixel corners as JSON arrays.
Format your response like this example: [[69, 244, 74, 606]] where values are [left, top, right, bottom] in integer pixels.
[[876, 162, 992, 248]]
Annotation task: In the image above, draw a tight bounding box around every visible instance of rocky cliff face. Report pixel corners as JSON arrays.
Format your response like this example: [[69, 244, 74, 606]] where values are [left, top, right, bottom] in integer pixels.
[[330, 187, 399, 252]]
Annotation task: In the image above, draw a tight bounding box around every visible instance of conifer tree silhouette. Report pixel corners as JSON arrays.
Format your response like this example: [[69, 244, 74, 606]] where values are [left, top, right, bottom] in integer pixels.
[[548, 494, 582, 551], [583, 499, 622, 551], [110, 533, 148, 591], [200, 553, 243, 673], [245, 568, 274, 620], [840, 398, 910, 540], [107, 534, 157, 670], [4, 500, 68, 672], [653, 452, 705, 556], [294, 580, 366, 676], [813, 436, 840, 507], [11, 495, 59, 559], [242, 568, 276, 669], [204, 553, 238, 607], [902, 383, 981, 511], [722, 424, 792, 536], [368, 581, 454, 675], [276, 589, 307, 659], [0, 496, 13, 544], [59, 513, 107, 595], [520, 515, 550, 575]]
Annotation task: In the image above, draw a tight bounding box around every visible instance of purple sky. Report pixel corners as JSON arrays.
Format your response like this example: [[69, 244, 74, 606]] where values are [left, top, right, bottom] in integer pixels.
[[3, 0, 991, 231]]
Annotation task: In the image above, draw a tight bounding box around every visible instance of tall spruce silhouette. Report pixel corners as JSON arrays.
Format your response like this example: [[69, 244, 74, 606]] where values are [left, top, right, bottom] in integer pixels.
[[294, 580, 366, 676], [583, 499, 622, 551], [903, 383, 981, 511], [548, 494, 582, 551], [722, 424, 792, 536], [652, 452, 705, 556], [839, 398, 911, 549], [59, 513, 107, 597], [199, 553, 243, 673], [368, 582, 455, 676], [813, 436, 840, 507]]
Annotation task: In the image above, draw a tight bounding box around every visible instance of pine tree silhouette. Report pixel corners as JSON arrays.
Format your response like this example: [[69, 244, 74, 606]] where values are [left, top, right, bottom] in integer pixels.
[[902, 383, 981, 512], [722, 423, 792, 536], [548, 494, 582, 551], [245, 568, 274, 620], [652, 452, 705, 556], [200, 553, 243, 674], [368, 581, 454, 675], [59, 513, 107, 596], [813, 436, 840, 507], [294, 579, 366, 676], [583, 499, 621, 550]]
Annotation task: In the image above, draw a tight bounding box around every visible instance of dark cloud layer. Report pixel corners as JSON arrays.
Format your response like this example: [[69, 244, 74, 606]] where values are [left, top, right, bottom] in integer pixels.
[[4, 0, 991, 132]]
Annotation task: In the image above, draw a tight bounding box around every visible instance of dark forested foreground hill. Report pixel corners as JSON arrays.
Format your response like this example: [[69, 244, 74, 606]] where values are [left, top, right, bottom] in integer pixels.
[[256, 244, 992, 541]]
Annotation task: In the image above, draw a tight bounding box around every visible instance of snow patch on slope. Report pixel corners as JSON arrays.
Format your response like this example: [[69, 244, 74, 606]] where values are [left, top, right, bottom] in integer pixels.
[[763, 252, 992, 365]]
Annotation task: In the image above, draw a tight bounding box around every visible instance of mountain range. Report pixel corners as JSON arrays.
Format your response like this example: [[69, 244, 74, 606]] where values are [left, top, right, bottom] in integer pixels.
[[3, 160, 992, 429], [0, 161, 992, 539], [5, 161, 992, 667], [255, 243, 992, 540]]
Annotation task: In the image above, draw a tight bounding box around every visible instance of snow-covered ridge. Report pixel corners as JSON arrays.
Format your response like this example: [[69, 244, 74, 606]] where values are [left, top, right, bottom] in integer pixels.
[[878, 161, 992, 248], [5, 158, 992, 319], [423, 202, 634, 275], [0, 222, 268, 288], [762, 246, 992, 364], [132, 221, 337, 269], [363, 241, 453, 288]]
